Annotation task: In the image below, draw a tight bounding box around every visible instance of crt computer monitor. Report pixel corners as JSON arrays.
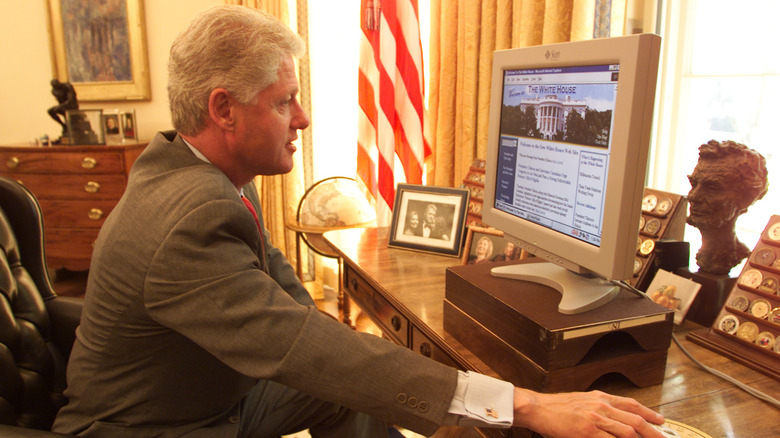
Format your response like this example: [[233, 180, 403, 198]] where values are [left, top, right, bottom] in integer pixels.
[[481, 34, 661, 314]]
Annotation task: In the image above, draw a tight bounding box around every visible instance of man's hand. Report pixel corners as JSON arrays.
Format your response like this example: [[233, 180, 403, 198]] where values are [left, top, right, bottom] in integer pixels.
[[512, 388, 665, 437]]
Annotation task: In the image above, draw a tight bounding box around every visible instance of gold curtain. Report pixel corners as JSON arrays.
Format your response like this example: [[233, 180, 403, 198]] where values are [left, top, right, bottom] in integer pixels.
[[224, 0, 309, 269], [428, 0, 627, 187]]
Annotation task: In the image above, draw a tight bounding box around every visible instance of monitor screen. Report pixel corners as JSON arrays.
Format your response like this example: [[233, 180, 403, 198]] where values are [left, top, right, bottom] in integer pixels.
[[482, 34, 661, 313]]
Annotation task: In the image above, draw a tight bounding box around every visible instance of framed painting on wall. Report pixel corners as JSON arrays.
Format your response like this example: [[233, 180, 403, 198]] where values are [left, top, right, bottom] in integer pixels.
[[46, 0, 151, 101]]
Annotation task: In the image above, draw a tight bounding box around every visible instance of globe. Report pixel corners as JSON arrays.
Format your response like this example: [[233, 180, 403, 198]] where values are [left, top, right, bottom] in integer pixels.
[[298, 178, 376, 228]]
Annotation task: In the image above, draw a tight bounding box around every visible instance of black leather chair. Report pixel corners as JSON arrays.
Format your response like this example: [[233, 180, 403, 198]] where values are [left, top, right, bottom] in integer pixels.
[[0, 176, 82, 437]]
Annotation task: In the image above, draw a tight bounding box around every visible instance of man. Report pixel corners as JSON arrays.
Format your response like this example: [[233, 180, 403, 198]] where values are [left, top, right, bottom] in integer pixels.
[[687, 140, 768, 274], [54, 6, 665, 438], [421, 204, 449, 240]]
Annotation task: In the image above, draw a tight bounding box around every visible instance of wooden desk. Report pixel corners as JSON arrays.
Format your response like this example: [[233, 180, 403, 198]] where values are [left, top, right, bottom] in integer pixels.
[[325, 227, 780, 438]]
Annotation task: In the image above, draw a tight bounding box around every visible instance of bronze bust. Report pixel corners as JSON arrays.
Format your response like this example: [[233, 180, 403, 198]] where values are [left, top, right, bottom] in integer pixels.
[[687, 140, 768, 274]]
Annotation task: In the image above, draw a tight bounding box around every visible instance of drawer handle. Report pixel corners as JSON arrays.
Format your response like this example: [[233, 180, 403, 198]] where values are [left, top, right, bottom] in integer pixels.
[[84, 181, 101, 193], [81, 157, 97, 169], [88, 208, 104, 220], [6, 157, 19, 169], [419, 342, 432, 357], [391, 315, 401, 332], [350, 278, 358, 291]]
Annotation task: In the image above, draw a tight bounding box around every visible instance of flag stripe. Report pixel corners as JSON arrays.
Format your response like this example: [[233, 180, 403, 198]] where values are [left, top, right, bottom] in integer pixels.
[[357, 0, 429, 224]]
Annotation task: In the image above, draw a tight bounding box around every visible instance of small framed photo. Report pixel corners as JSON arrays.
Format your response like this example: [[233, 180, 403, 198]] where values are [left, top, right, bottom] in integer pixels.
[[389, 183, 470, 257], [645, 269, 702, 325], [66, 109, 104, 145], [102, 111, 122, 144], [121, 110, 137, 141], [461, 226, 525, 265]]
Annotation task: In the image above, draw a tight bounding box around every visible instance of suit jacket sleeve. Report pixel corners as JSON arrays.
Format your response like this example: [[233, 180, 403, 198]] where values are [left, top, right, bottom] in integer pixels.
[[142, 195, 457, 435]]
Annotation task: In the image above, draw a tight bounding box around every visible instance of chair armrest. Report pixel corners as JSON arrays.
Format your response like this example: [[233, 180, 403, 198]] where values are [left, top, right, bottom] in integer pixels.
[[0, 425, 74, 437], [45, 296, 83, 360]]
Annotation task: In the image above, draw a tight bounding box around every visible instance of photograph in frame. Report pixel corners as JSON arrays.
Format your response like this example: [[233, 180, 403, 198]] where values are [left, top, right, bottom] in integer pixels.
[[460, 226, 526, 266], [645, 269, 702, 325], [389, 184, 469, 257], [66, 109, 104, 145], [46, 0, 151, 101], [102, 111, 122, 144], [122, 110, 137, 141]]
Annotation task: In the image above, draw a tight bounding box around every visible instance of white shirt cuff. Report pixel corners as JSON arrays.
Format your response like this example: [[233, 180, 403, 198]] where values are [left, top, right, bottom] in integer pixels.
[[445, 370, 514, 428]]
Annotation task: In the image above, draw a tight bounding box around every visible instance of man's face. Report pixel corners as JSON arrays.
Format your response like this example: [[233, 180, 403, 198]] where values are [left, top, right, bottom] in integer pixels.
[[687, 157, 744, 228], [425, 207, 436, 225], [231, 56, 310, 176]]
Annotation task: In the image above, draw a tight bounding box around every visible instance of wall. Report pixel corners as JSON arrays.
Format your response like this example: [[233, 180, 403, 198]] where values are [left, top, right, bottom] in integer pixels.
[[0, 0, 220, 145]]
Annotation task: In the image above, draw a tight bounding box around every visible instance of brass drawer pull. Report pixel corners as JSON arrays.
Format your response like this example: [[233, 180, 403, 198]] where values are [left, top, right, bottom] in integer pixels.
[[391, 315, 402, 332], [88, 208, 104, 220], [419, 342, 432, 357], [84, 181, 101, 193], [81, 157, 97, 169], [6, 157, 19, 169]]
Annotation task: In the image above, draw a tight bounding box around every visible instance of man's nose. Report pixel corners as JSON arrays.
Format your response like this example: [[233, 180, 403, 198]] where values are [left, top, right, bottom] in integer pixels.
[[292, 101, 310, 130]]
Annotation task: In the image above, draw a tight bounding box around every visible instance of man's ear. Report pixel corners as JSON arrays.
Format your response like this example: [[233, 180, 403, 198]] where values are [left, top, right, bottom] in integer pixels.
[[208, 88, 235, 131]]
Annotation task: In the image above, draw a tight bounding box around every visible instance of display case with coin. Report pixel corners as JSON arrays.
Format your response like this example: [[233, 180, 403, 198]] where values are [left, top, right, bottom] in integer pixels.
[[689, 214, 780, 380], [462, 159, 487, 228], [631, 188, 689, 290]]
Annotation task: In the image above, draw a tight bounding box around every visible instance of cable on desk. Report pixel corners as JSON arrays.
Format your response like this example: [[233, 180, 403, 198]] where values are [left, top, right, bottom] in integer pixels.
[[671, 333, 780, 409], [606, 279, 780, 409]]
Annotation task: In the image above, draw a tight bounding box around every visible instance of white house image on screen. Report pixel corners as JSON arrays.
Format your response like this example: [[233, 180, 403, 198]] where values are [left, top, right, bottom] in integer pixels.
[[519, 95, 587, 140]]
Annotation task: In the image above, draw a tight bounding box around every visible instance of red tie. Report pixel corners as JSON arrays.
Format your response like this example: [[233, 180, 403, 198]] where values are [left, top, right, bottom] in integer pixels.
[[241, 195, 267, 270]]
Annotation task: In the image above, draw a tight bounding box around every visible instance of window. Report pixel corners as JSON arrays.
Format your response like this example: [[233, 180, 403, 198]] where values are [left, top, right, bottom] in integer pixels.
[[650, 0, 778, 270]]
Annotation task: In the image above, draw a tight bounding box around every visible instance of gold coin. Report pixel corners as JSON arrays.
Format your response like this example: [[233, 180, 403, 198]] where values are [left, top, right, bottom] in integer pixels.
[[642, 194, 658, 212], [738, 269, 763, 289], [655, 198, 673, 216], [639, 239, 655, 256], [768, 308, 780, 325], [755, 331, 775, 349], [758, 276, 778, 294], [768, 222, 780, 241], [749, 299, 772, 319], [639, 215, 646, 231], [736, 321, 759, 342]]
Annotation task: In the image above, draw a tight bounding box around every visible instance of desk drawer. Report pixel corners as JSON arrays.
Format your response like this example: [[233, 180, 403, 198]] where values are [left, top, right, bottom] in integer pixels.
[[0, 149, 127, 174], [344, 265, 409, 346], [410, 326, 459, 369], [40, 200, 114, 228], [9, 172, 126, 200]]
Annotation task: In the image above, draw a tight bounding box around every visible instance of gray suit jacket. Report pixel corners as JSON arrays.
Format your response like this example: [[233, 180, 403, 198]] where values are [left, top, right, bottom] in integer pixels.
[[53, 131, 457, 437]]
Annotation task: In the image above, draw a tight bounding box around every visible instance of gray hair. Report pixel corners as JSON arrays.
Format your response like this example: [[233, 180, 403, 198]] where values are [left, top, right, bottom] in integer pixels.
[[168, 5, 305, 135]]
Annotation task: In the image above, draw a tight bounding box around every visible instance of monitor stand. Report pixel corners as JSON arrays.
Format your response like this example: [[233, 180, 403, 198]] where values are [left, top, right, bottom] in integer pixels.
[[490, 262, 619, 314]]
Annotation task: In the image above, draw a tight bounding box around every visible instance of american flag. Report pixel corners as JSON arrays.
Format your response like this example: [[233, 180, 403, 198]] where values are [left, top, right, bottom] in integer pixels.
[[358, 0, 430, 225]]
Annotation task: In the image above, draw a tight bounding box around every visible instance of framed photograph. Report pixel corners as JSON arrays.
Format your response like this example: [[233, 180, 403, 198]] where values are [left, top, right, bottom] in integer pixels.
[[389, 184, 470, 257], [66, 109, 104, 145], [46, 0, 151, 101], [121, 110, 137, 141], [102, 111, 122, 144], [645, 269, 702, 325], [461, 226, 525, 265]]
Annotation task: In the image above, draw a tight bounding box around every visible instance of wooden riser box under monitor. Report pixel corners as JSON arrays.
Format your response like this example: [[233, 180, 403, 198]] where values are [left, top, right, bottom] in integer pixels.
[[444, 260, 674, 392]]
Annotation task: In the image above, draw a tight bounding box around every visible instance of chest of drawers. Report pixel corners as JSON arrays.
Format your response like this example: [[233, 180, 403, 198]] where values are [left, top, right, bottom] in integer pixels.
[[0, 144, 146, 271]]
